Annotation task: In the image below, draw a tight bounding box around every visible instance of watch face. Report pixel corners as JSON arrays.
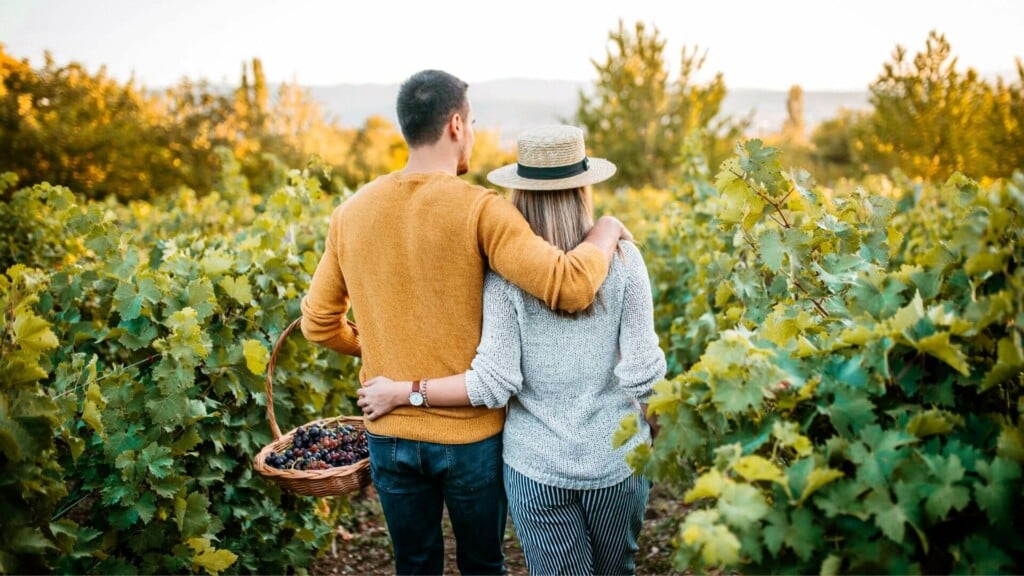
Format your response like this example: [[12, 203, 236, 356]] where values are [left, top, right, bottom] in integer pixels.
[[409, 392, 425, 407]]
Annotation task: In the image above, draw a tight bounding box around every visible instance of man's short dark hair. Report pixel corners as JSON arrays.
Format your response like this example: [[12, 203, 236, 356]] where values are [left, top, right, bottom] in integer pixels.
[[396, 70, 469, 147]]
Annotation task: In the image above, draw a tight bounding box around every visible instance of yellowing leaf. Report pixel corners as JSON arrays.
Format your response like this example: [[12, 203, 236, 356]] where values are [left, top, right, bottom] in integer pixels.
[[82, 400, 105, 438], [799, 467, 845, 503], [964, 252, 1005, 276], [912, 332, 970, 376], [838, 324, 877, 347], [219, 276, 253, 305], [982, 336, 1024, 391], [200, 251, 235, 277], [763, 312, 799, 347], [795, 336, 819, 358], [714, 282, 733, 307], [684, 468, 727, 503], [13, 312, 59, 353], [612, 413, 638, 449], [188, 537, 238, 576], [732, 455, 785, 484], [681, 524, 702, 545], [701, 525, 741, 566], [773, 421, 813, 457], [887, 226, 904, 259], [242, 339, 269, 375], [889, 291, 925, 334], [907, 409, 962, 437]]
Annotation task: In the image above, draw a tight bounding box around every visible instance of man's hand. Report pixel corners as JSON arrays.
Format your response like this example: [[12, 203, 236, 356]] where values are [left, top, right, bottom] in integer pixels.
[[357, 377, 409, 421]]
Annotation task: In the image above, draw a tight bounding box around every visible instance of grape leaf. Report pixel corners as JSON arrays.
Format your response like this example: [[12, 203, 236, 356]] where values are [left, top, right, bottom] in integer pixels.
[[242, 339, 269, 375]]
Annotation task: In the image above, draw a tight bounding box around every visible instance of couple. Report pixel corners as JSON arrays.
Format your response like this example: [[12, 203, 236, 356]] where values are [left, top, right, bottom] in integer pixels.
[[300, 69, 666, 575]]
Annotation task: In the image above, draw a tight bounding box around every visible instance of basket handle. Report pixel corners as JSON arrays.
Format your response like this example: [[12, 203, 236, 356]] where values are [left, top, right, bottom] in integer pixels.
[[265, 316, 304, 441]]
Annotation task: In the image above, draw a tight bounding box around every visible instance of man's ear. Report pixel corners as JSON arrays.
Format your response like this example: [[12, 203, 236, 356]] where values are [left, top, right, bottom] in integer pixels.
[[448, 112, 463, 141]]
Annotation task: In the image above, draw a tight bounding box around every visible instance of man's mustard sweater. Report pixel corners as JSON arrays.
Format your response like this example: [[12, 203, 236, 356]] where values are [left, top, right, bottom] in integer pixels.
[[300, 171, 609, 444]]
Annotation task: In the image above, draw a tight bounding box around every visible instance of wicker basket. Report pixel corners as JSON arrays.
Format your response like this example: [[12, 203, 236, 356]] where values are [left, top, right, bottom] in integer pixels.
[[253, 317, 372, 497]]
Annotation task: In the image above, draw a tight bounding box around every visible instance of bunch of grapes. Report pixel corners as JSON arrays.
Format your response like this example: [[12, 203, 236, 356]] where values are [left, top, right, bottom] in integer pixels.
[[264, 423, 369, 471]]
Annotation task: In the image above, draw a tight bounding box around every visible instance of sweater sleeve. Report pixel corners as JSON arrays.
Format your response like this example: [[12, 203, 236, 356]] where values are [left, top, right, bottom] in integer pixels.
[[300, 205, 361, 356], [465, 274, 523, 408], [614, 242, 666, 401], [476, 194, 608, 314]]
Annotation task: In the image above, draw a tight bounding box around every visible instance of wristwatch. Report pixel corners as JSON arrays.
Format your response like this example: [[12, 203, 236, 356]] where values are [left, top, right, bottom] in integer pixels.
[[409, 380, 425, 407]]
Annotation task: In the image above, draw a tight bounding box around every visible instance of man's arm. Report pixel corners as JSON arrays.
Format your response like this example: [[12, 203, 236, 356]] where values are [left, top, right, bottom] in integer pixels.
[[300, 207, 361, 356], [477, 195, 630, 313]]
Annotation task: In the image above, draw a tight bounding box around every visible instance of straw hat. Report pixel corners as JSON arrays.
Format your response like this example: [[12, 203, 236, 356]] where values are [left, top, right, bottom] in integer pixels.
[[487, 125, 616, 191]]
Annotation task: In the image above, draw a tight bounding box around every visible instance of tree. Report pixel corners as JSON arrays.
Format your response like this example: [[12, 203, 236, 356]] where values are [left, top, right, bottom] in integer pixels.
[[782, 85, 806, 143], [859, 31, 994, 180], [575, 20, 737, 189], [0, 44, 173, 200]]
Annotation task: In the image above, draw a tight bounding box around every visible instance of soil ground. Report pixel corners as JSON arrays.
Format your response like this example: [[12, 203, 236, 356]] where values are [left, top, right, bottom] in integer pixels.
[[310, 482, 689, 575]]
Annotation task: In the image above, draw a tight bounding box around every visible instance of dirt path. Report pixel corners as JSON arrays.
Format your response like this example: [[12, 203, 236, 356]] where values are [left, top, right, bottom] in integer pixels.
[[311, 483, 687, 575]]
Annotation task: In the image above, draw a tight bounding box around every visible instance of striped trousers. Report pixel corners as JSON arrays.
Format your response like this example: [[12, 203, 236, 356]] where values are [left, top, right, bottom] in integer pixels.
[[503, 464, 650, 575]]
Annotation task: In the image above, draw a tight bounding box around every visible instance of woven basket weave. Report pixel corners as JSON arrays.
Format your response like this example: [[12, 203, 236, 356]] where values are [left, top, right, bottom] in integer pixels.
[[253, 317, 372, 497]]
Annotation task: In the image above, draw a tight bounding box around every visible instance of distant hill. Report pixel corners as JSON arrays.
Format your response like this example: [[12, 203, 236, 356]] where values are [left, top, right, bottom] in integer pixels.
[[307, 79, 870, 147]]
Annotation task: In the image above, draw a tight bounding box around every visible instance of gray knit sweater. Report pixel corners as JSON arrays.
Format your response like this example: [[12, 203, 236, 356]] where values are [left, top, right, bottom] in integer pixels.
[[465, 241, 667, 489]]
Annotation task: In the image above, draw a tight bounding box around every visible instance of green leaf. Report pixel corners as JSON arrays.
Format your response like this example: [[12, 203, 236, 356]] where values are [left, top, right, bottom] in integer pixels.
[[864, 488, 907, 542], [7, 526, 56, 553], [186, 280, 217, 322], [219, 275, 253, 305], [816, 480, 869, 519], [145, 393, 190, 427], [718, 482, 770, 525], [113, 282, 143, 321], [242, 339, 269, 375], [826, 388, 877, 438], [134, 491, 156, 525], [923, 454, 970, 522], [177, 492, 212, 538], [974, 457, 1022, 524], [139, 443, 174, 479], [759, 229, 784, 272], [763, 508, 821, 561]]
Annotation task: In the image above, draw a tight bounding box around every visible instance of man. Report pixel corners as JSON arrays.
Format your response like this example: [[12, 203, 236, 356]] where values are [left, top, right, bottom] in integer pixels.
[[300, 69, 629, 575]]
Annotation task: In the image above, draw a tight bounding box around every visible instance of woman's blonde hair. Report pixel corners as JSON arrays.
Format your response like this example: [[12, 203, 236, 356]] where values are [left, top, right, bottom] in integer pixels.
[[510, 186, 601, 316]]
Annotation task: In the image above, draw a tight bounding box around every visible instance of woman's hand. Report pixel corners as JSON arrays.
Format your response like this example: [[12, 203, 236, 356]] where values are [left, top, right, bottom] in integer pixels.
[[356, 377, 409, 421]]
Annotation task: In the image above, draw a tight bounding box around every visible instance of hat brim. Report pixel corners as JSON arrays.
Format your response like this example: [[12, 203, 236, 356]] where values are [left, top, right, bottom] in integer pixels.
[[486, 158, 617, 191]]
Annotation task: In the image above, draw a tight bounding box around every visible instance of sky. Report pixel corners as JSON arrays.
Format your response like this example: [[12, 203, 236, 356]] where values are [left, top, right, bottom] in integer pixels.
[[1, 0, 1022, 91]]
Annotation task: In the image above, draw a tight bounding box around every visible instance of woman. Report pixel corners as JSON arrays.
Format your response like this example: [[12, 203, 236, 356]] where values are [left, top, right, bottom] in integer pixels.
[[357, 124, 666, 575]]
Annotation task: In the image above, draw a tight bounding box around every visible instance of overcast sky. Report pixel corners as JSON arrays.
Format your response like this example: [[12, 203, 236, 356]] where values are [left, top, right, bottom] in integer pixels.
[[2, 0, 1021, 91]]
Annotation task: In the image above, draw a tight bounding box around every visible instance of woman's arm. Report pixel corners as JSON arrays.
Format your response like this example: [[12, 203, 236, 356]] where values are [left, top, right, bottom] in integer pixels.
[[357, 273, 524, 420], [356, 373, 470, 420], [614, 243, 667, 401]]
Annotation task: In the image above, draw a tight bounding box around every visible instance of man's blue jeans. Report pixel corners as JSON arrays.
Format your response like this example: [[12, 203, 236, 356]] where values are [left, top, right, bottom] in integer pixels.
[[366, 431, 507, 575]]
